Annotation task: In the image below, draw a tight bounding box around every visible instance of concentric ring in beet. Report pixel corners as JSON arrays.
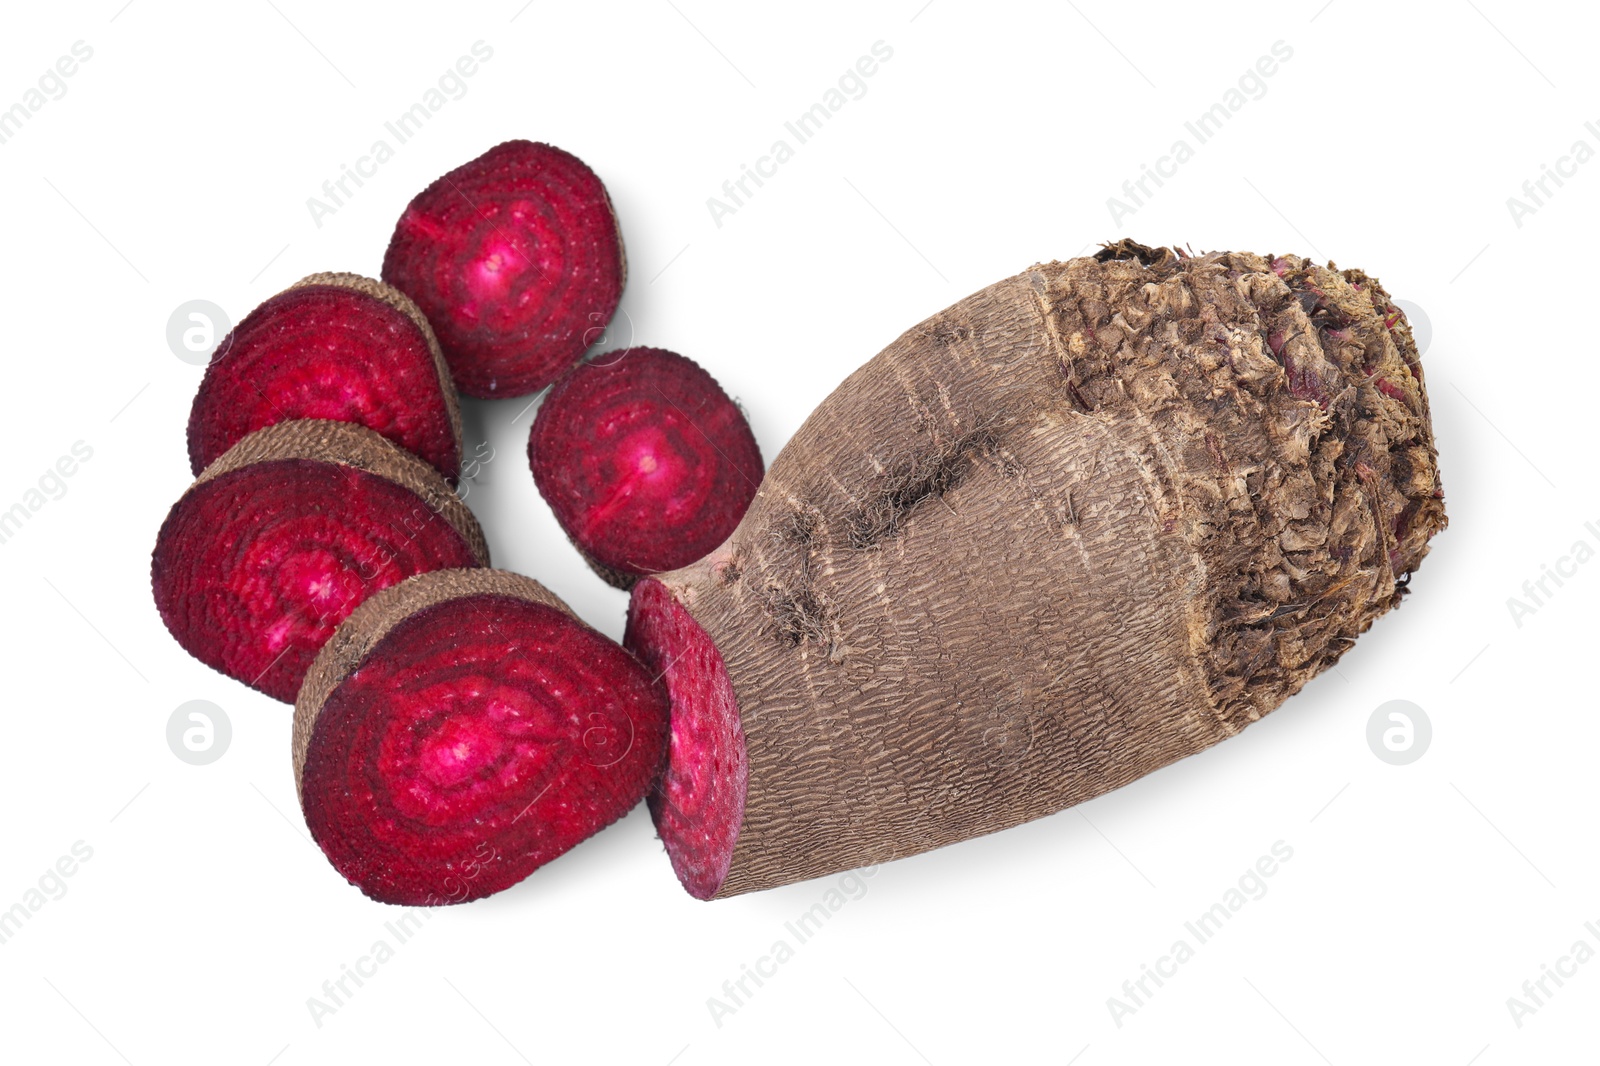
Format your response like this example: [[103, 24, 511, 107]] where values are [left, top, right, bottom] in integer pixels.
[[152, 421, 488, 703], [530, 347, 762, 587], [186, 273, 461, 479], [294, 570, 669, 905], [381, 140, 626, 398]]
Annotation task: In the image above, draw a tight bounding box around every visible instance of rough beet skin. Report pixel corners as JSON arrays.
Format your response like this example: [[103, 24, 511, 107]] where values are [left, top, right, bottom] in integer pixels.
[[628, 244, 1447, 899], [381, 140, 626, 398], [530, 347, 762, 588], [187, 273, 461, 479], [294, 569, 669, 906], [152, 420, 488, 702]]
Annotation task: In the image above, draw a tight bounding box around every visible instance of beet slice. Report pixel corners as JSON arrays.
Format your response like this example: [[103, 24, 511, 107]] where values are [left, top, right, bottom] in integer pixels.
[[381, 140, 626, 398], [152, 420, 488, 703], [294, 569, 669, 905], [529, 347, 763, 588], [186, 273, 461, 479], [624, 577, 746, 900]]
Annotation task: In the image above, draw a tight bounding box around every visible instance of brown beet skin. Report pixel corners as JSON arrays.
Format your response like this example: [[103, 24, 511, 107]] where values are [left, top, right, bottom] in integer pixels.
[[628, 245, 1446, 899]]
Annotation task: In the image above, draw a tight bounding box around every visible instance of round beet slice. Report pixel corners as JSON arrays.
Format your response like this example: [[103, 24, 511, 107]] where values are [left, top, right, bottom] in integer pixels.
[[293, 569, 669, 906], [152, 420, 488, 703], [186, 273, 462, 479], [381, 140, 626, 398], [529, 347, 763, 588]]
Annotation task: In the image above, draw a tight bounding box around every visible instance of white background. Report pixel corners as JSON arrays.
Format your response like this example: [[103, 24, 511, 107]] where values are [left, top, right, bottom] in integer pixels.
[[0, 1, 1594, 1063]]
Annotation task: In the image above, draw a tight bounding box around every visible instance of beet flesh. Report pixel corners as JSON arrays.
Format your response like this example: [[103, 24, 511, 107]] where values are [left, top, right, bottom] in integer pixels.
[[152, 421, 487, 703], [294, 570, 669, 906], [381, 140, 625, 398], [530, 347, 762, 587], [625, 577, 747, 900], [187, 273, 460, 478]]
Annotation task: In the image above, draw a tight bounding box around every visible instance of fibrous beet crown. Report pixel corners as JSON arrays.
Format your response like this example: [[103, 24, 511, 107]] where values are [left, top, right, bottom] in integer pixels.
[[628, 242, 1446, 898]]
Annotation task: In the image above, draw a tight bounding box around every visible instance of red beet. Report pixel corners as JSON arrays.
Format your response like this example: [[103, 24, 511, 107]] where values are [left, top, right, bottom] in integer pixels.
[[294, 569, 669, 905], [152, 420, 488, 703], [381, 140, 626, 398], [529, 347, 762, 588], [624, 577, 746, 900], [187, 273, 461, 479]]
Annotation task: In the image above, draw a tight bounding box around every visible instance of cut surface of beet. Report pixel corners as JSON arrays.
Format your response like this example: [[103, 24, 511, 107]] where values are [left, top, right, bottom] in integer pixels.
[[530, 347, 762, 587], [295, 569, 669, 906], [625, 577, 746, 900], [152, 421, 487, 703], [187, 273, 461, 478], [381, 140, 625, 398]]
